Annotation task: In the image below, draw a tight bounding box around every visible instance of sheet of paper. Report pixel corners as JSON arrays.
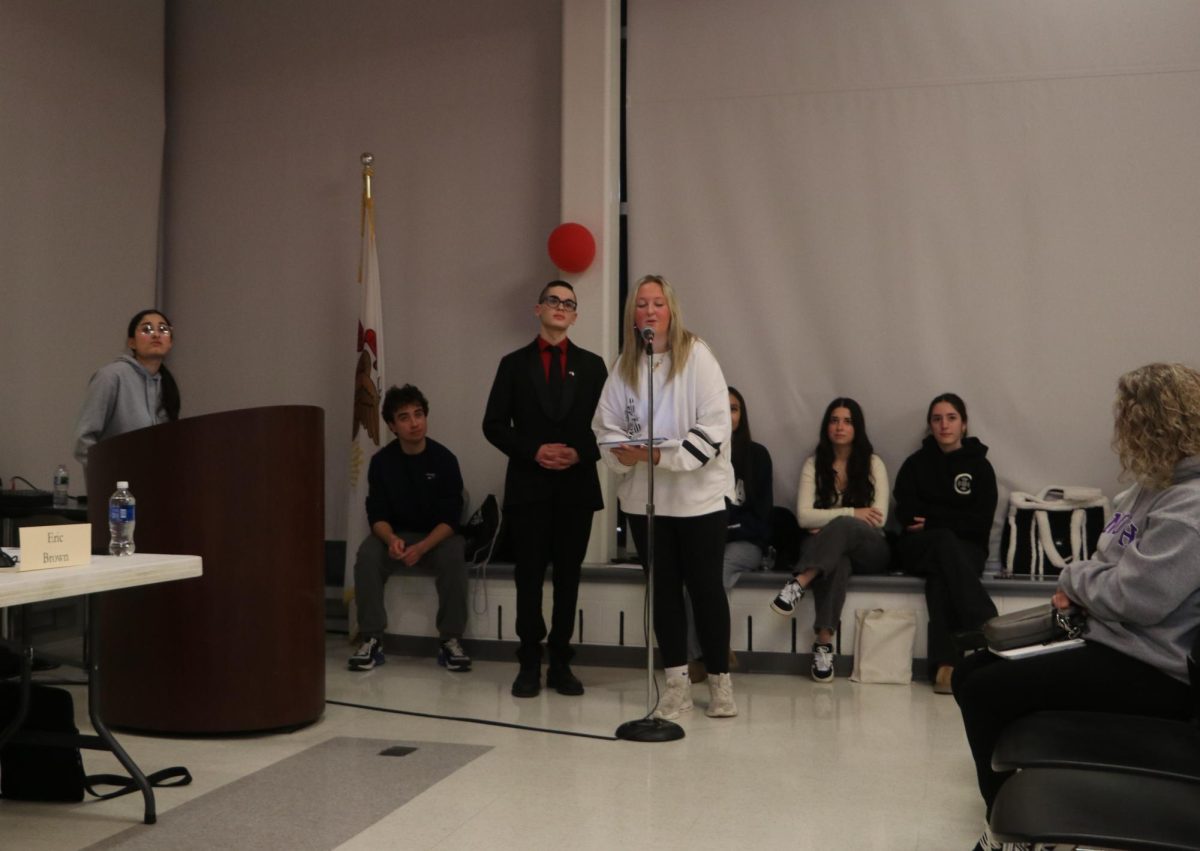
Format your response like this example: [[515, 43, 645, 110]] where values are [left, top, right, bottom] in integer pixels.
[[991, 637, 1086, 660]]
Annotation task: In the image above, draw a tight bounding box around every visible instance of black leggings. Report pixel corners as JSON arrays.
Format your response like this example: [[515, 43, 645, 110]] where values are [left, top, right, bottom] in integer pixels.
[[627, 510, 730, 673], [952, 641, 1192, 815]]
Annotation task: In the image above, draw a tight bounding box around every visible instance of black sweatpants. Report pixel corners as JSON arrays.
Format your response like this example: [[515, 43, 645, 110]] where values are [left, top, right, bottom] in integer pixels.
[[627, 510, 730, 674], [898, 528, 997, 668]]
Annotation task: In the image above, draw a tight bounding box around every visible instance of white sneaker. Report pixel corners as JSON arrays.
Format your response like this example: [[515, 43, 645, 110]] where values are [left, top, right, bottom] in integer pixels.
[[652, 673, 693, 720], [770, 579, 805, 615], [811, 642, 835, 682], [705, 672, 738, 717], [972, 825, 1031, 851], [972, 826, 1001, 851]]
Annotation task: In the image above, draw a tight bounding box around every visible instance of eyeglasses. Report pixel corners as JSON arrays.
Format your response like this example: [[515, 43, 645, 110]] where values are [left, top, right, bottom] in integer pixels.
[[540, 294, 577, 312], [137, 323, 173, 336]]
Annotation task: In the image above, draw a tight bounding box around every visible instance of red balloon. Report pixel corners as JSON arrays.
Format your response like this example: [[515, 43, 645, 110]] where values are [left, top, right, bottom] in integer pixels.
[[547, 222, 596, 274]]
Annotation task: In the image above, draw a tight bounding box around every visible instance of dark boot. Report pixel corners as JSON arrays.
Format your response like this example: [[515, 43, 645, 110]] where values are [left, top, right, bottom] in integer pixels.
[[546, 663, 584, 696], [511, 666, 541, 698]]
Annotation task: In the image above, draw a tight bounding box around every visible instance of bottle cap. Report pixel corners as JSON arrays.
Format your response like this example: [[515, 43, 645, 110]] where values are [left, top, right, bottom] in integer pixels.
[[117, 481, 129, 489]]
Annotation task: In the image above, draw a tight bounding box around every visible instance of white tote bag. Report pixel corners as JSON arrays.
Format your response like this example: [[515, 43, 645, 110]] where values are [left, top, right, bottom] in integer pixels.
[[850, 609, 917, 684]]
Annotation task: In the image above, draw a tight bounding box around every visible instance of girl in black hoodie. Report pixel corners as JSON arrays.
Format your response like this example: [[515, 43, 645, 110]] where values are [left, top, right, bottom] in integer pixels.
[[893, 393, 998, 693]]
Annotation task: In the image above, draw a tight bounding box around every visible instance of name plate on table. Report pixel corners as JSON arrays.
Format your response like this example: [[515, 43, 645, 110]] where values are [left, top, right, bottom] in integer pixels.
[[9, 524, 93, 571]]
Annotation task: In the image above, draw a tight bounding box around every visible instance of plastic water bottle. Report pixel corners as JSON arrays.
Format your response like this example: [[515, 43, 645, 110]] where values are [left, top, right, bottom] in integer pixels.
[[108, 481, 136, 556], [52, 464, 69, 507]]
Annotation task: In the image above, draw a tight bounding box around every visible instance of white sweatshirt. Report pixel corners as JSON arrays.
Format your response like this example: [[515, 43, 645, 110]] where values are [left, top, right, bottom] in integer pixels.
[[593, 340, 735, 517], [795, 454, 890, 530]]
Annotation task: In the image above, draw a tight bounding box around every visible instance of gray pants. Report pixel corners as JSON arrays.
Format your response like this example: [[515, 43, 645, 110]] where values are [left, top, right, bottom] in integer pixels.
[[800, 515, 890, 634], [686, 540, 762, 660], [353, 532, 468, 641]]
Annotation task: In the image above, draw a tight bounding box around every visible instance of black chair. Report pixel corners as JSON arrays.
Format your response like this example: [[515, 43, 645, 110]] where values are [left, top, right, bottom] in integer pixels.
[[988, 635, 1200, 848], [991, 709, 1200, 783], [989, 767, 1200, 851], [992, 631, 1200, 782]]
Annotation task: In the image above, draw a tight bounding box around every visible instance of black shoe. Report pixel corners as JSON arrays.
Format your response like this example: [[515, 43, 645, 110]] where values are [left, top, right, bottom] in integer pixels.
[[437, 638, 472, 672], [546, 664, 584, 696], [511, 667, 541, 698], [31, 654, 61, 673], [954, 629, 987, 653], [348, 636, 385, 671]]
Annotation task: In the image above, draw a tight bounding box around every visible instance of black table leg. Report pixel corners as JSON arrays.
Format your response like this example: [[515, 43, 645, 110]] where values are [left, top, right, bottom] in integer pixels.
[[0, 607, 32, 748], [86, 594, 156, 824]]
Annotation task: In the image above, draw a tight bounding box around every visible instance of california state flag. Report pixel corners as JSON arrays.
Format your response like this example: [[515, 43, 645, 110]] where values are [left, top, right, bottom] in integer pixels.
[[344, 159, 386, 638]]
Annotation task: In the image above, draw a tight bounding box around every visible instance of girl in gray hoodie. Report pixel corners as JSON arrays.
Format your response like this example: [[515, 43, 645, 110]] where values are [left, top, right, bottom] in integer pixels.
[[73, 309, 180, 466]]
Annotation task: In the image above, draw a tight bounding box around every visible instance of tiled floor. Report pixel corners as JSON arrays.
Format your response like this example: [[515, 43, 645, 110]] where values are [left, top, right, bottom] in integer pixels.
[[0, 638, 986, 850]]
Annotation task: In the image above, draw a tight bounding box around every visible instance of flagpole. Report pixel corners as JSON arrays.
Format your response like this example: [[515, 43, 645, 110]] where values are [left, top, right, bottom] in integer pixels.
[[360, 153, 373, 283], [345, 152, 386, 641]]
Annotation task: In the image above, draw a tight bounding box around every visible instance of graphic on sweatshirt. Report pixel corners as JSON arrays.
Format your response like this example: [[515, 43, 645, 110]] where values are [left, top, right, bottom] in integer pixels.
[[954, 473, 973, 495], [1103, 511, 1139, 548], [624, 396, 643, 439]]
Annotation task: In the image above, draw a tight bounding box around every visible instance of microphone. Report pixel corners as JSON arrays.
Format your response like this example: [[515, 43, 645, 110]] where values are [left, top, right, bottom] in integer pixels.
[[638, 325, 655, 354]]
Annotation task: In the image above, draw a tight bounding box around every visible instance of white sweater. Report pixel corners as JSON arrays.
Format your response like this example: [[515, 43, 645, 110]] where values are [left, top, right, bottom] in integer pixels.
[[795, 454, 889, 530], [593, 340, 735, 517]]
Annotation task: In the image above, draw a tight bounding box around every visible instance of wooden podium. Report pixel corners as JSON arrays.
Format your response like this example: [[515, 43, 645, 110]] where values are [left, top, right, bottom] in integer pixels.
[[86, 405, 325, 734]]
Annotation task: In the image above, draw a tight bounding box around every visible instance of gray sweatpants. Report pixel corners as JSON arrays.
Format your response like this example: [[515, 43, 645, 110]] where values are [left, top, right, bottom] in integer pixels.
[[353, 532, 468, 641], [799, 515, 890, 634]]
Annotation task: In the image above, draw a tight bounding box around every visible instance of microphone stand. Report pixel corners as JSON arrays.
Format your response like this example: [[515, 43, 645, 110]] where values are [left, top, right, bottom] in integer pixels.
[[616, 331, 684, 742]]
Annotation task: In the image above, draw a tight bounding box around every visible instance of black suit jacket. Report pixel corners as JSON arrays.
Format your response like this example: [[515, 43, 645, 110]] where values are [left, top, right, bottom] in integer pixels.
[[483, 338, 607, 510]]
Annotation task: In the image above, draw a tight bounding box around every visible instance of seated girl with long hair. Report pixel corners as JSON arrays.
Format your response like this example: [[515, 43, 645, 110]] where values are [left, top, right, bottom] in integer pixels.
[[893, 393, 998, 694], [770, 397, 890, 681]]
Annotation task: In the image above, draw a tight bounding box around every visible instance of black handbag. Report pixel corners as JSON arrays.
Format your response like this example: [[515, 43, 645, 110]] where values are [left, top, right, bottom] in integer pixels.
[[0, 682, 192, 802], [983, 604, 1088, 652], [0, 683, 85, 801]]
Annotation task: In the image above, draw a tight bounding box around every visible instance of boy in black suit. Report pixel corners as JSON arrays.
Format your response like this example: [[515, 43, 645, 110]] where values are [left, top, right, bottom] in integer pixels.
[[483, 281, 607, 697]]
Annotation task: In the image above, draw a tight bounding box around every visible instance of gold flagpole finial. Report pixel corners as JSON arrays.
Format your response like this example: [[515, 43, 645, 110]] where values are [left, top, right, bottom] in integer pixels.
[[361, 152, 374, 200]]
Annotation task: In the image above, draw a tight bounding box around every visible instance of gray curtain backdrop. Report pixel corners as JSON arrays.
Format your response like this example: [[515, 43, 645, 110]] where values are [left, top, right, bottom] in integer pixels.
[[10, 1, 1200, 559], [162, 0, 562, 539], [0, 0, 164, 490], [3, 1, 563, 543], [627, 0, 1200, 558]]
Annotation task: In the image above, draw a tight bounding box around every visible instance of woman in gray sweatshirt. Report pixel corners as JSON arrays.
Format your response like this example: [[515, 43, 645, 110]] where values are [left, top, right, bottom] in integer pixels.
[[73, 309, 180, 466], [952, 362, 1200, 849]]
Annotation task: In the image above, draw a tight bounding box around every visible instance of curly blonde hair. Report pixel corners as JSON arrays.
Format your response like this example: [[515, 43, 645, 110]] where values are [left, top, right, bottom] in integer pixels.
[[1112, 363, 1200, 489]]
